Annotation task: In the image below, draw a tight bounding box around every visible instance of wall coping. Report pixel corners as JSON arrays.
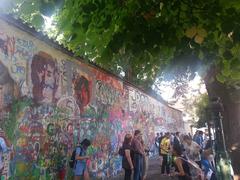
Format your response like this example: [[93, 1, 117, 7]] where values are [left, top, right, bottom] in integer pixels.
[[0, 14, 182, 113]]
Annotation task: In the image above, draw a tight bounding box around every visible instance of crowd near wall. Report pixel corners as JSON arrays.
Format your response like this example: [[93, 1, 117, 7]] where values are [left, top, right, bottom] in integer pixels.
[[0, 17, 183, 179]]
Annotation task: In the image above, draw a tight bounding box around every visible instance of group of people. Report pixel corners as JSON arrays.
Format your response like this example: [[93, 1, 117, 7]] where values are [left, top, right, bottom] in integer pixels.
[[1, 130, 215, 180], [71, 130, 215, 180], [120, 130, 149, 180], [155, 131, 216, 180]]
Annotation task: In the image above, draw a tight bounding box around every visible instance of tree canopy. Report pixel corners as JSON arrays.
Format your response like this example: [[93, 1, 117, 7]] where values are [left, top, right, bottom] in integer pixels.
[[1, 0, 240, 90], [195, 93, 209, 128]]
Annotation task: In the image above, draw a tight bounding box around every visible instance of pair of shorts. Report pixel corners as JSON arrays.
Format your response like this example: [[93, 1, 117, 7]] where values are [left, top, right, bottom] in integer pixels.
[[74, 162, 86, 176]]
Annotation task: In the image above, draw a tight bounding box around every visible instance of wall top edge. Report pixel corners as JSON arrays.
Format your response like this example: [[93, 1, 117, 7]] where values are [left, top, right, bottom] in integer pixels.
[[0, 14, 181, 112]]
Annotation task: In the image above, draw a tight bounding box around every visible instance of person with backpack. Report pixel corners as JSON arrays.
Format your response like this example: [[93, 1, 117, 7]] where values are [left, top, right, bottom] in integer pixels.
[[0, 130, 11, 177], [121, 133, 134, 180], [0, 140, 4, 177], [72, 139, 91, 180]]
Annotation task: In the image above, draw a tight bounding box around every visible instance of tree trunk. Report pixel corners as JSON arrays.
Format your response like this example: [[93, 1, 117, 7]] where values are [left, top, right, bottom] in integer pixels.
[[204, 67, 240, 175]]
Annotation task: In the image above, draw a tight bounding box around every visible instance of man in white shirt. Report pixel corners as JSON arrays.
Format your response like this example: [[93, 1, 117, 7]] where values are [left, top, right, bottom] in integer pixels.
[[183, 135, 202, 168]]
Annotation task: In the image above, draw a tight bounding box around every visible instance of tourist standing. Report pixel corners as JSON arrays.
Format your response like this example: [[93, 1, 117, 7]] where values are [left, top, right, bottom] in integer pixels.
[[0, 130, 11, 178], [132, 130, 145, 180], [160, 132, 171, 176], [74, 139, 91, 180], [141, 138, 150, 180], [158, 132, 164, 166], [122, 134, 134, 180], [155, 133, 160, 155], [173, 132, 181, 147]]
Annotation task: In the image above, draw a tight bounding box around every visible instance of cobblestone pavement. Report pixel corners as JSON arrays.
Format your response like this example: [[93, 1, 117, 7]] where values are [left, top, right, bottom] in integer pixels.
[[110, 156, 177, 180]]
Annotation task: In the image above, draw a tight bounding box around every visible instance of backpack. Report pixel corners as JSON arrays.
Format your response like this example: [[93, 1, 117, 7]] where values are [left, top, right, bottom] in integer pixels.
[[118, 147, 124, 156], [69, 146, 83, 168]]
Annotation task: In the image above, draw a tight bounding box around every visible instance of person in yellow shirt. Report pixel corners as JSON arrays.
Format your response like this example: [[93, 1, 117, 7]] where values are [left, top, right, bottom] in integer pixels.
[[160, 132, 171, 175]]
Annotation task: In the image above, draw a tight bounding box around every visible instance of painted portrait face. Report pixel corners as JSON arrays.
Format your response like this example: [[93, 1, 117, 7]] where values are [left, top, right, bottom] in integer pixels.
[[31, 52, 59, 104], [73, 75, 91, 112], [67, 123, 73, 134]]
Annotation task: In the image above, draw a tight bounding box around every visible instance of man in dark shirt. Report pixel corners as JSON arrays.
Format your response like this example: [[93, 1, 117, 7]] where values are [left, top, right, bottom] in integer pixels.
[[173, 132, 181, 147], [131, 130, 144, 180]]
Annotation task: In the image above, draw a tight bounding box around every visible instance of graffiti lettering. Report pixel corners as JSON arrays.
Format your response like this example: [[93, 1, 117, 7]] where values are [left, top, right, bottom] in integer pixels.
[[11, 62, 25, 74], [15, 38, 34, 61], [96, 80, 121, 105], [129, 88, 150, 113]]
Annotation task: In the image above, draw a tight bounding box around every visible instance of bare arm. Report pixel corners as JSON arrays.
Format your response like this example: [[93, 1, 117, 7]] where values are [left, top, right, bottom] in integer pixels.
[[75, 148, 90, 160], [76, 155, 90, 160], [175, 158, 185, 176], [195, 143, 201, 151], [125, 149, 134, 169]]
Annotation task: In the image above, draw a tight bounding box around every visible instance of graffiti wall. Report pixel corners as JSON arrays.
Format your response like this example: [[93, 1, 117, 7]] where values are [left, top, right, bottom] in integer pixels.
[[0, 17, 183, 179]]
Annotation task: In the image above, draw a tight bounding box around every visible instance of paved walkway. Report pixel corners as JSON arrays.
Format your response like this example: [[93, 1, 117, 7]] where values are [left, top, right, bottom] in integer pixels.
[[111, 156, 177, 180]]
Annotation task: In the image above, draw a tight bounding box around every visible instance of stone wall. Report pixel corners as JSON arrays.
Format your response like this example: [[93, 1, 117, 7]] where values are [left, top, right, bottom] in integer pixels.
[[0, 17, 183, 179]]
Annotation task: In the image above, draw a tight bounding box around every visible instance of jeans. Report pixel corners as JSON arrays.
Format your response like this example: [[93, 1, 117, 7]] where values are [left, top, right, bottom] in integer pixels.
[[124, 168, 132, 180], [133, 154, 143, 180], [161, 154, 170, 174]]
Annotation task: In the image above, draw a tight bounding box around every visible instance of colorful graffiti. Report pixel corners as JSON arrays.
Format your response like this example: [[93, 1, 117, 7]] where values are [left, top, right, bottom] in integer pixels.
[[0, 18, 183, 179]]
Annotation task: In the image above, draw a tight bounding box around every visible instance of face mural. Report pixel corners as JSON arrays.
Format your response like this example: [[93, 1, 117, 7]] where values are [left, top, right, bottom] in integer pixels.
[[31, 51, 59, 104], [0, 18, 183, 180], [73, 75, 91, 112]]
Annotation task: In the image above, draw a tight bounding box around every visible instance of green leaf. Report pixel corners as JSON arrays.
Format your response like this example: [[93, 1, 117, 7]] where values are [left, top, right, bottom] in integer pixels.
[[31, 13, 45, 29], [223, 50, 233, 60], [18, 0, 38, 15], [40, 1, 55, 16], [198, 50, 204, 60], [230, 71, 240, 80], [221, 68, 231, 77], [216, 73, 226, 83]]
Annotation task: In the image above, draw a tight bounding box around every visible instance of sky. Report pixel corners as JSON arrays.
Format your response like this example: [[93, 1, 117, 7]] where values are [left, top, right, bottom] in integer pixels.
[[157, 74, 207, 123], [159, 74, 206, 101]]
